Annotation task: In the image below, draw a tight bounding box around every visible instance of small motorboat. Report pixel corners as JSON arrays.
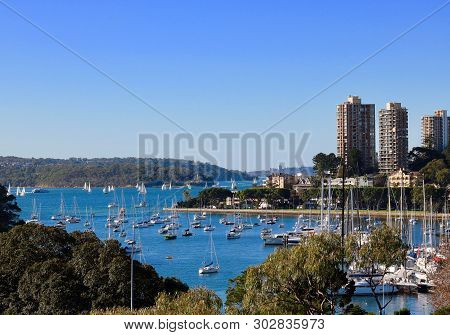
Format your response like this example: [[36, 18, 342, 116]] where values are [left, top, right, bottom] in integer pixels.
[[203, 225, 215, 232], [182, 229, 193, 237], [226, 230, 241, 239]]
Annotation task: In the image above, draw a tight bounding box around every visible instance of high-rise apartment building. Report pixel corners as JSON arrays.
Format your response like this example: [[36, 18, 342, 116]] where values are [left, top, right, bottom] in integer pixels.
[[378, 102, 408, 173], [421, 110, 449, 151], [336, 95, 376, 172]]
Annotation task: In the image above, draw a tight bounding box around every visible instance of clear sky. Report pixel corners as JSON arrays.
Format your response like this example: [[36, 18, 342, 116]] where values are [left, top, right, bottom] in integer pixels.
[[0, 0, 449, 170]]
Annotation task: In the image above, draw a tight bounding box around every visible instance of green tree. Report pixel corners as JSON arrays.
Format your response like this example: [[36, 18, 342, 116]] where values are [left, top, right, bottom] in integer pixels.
[[151, 288, 222, 315], [346, 224, 407, 315], [408, 147, 444, 171], [182, 189, 192, 202], [179, 187, 233, 208], [347, 149, 363, 177], [226, 233, 352, 315], [421, 159, 449, 186], [0, 184, 23, 232], [312, 153, 340, 177], [92, 288, 222, 315], [0, 224, 187, 314]]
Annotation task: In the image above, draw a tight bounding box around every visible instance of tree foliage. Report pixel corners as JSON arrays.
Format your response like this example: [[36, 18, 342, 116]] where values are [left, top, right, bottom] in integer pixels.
[[420, 159, 450, 187], [0, 224, 188, 314], [0, 184, 23, 232], [346, 224, 407, 315], [226, 233, 351, 315], [92, 288, 222, 315], [408, 147, 444, 172], [312, 153, 340, 177], [178, 187, 233, 208], [0, 156, 251, 187]]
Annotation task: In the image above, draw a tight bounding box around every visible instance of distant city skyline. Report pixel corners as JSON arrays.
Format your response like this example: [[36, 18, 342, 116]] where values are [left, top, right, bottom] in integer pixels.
[[0, 0, 449, 170]]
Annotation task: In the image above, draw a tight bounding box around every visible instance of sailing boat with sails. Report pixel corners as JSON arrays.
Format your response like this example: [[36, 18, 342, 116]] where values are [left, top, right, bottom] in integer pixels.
[[66, 197, 81, 223], [108, 189, 118, 208], [26, 198, 42, 225], [51, 193, 67, 221], [199, 231, 220, 274], [19, 187, 26, 197]]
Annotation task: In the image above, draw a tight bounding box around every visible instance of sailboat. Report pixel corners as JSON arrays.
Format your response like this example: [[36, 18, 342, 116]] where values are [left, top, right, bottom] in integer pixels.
[[20, 187, 26, 197], [199, 231, 220, 274], [83, 182, 87, 191], [87, 182, 92, 193], [103, 186, 109, 194], [139, 182, 147, 195], [52, 193, 67, 227], [26, 198, 42, 225], [164, 209, 178, 240], [84, 207, 91, 226], [16, 187, 20, 196], [108, 190, 118, 208], [66, 197, 81, 223], [6, 184, 11, 196], [231, 179, 237, 191]]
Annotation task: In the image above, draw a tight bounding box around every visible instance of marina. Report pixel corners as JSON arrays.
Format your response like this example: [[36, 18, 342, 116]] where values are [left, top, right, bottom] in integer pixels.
[[13, 184, 445, 314]]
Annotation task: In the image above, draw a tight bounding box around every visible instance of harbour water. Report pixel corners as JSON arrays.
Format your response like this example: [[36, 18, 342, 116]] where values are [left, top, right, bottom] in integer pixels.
[[14, 184, 436, 314]]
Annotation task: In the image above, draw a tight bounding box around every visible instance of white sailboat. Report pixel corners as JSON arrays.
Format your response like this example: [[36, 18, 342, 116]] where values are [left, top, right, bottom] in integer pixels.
[[231, 179, 237, 191], [16, 187, 20, 196], [20, 187, 26, 197], [108, 189, 118, 208], [7, 184, 11, 196], [87, 182, 91, 193], [83, 182, 87, 191], [26, 198, 42, 225], [199, 231, 219, 274], [103, 186, 109, 194], [52, 193, 67, 222], [139, 182, 147, 195]]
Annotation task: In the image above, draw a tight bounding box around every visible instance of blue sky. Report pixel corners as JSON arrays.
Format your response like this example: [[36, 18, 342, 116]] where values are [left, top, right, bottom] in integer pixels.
[[0, 0, 449, 170]]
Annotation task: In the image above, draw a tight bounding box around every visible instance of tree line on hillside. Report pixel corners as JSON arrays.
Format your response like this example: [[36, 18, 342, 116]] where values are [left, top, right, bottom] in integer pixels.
[[0, 157, 250, 187]]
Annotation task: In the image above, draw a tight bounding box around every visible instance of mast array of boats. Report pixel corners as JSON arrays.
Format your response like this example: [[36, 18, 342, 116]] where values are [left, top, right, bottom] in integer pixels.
[[12, 177, 449, 289]]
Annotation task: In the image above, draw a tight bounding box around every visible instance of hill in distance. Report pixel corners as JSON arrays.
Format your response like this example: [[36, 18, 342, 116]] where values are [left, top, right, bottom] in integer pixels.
[[0, 156, 251, 188]]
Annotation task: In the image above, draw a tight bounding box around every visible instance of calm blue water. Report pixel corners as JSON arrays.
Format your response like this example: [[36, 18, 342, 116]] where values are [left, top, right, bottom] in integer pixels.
[[14, 183, 436, 314]]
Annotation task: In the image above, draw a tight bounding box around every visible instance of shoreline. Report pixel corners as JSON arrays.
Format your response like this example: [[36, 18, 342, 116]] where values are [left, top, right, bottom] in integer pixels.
[[164, 207, 447, 219]]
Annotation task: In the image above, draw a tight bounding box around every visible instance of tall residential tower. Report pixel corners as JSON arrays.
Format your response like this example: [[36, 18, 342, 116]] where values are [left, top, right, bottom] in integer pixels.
[[378, 102, 408, 173], [336, 95, 376, 172], [421, 110, 449, 151]]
